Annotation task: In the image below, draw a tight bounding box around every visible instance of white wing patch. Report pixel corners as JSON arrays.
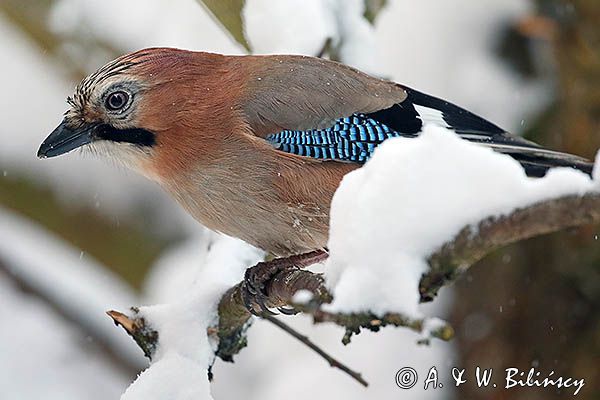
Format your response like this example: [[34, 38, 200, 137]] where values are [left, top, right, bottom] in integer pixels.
[[413, 104, 451, 129]]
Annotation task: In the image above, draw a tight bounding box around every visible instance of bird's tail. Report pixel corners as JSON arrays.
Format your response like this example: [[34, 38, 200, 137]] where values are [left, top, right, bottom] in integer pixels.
[[482, 143, 594, 178], [395, 86, 595, 177]]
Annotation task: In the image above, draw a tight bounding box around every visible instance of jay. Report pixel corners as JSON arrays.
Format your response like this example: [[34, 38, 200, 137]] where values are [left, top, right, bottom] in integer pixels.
[[38, 48, 592, 310]]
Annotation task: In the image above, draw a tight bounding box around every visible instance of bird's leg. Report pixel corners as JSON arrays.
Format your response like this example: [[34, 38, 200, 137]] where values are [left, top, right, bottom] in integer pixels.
[[241, 249, 329, 316]]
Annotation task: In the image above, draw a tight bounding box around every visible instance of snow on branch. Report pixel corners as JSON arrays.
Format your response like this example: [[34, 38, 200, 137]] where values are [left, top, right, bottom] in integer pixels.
[[108, 126, 599, 398], [107, 190, 600, 393], [421, 193, 600, 301]]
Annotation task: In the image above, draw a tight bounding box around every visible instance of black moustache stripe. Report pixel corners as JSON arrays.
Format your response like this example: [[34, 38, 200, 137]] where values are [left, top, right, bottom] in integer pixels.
[[95, 124, 156, 147]]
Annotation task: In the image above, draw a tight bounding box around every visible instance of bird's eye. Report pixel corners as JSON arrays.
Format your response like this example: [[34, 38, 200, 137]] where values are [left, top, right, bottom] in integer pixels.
[[105, 91, 129, 111]]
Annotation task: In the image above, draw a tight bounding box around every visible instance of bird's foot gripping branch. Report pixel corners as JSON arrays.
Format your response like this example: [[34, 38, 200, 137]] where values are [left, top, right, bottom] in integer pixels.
[[109, 127, 600, 399], [240, 249, 329, 316]]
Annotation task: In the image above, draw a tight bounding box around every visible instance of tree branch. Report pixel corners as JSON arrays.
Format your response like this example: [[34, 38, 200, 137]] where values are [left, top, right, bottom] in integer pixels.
[[214, 193, 600, 359], [263, 315, 369, 387], [419, 193, 600, 301], [108, 192, 600, 378]]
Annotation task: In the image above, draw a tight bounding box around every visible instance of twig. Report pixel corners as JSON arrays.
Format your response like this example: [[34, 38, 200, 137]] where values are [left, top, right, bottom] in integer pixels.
[[316, 37, 333, 58], [106, 309, 158, 359], [263, 314, 368, 387], [217, 267, 453, 356], [297, 306, 455, 345]]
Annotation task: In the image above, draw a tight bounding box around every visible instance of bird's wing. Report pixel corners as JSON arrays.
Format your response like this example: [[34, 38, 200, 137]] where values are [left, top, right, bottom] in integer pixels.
[[239, 55, 407, 135], [259, 81, 533, 162], [239, 56, 592, 176], [268, 86, 594, 176]]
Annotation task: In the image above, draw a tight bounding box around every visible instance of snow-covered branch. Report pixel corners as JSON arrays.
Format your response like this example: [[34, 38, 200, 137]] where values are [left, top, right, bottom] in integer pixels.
[[421, 193, 600, 301], [107, 189, 600, 378], [217, 194, 600, 360], [108, 126, 599, 397]]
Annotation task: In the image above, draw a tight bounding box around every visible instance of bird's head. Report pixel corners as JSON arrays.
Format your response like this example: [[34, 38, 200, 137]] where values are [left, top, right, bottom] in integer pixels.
[[38, 47, 243, 181]]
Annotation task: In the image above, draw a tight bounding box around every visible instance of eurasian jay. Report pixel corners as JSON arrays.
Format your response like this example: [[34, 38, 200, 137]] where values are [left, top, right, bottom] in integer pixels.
[[38, 48, 592, 307]]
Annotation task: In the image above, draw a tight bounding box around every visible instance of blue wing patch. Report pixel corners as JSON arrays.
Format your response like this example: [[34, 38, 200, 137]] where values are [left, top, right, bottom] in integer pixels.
[[266, 87, 512, 163], [266, 114, 403, 163]]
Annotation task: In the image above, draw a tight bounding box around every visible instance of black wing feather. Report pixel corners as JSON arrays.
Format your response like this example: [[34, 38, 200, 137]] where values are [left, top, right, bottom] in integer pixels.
[[266, 86, 593, 177]]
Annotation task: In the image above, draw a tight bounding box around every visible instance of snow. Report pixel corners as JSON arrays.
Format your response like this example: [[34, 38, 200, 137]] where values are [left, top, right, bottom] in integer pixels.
[[292, 289, 314, 304], [124, 234, 263, 399], [144, 230, 264, 304], [142, 229, 455, 400], [132, 125, 599, 399], [244, 0, 379, 74], [324, 125, 597, 316], [375, 0, 546, 133], [421, 317, 451, 341], [244, 0, 335, 55], [122, 353, 211, 400], [323, 0, 380, 74], [49, 0, 241, 53]]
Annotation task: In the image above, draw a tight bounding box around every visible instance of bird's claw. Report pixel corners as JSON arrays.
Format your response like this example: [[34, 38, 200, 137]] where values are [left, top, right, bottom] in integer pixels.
[[276, 306, 298, 315], [241, 250, 329, 317], [241, 258, 298, 316]]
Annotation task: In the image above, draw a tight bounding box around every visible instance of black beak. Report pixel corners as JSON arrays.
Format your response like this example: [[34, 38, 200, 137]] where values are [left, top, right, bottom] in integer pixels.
[[38, 120, 95, 159]]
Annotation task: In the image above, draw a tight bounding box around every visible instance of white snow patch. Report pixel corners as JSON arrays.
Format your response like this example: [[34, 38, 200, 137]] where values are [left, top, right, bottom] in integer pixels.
[[244, 0, 380, 75], [50, 0, 240, 53], [292, 289, 314, 304], [122, 353, 211, 400], [325, 125, 597, 316], [123, 234, 263, 399], [323, 0, 380, 74], [244, 0, 335, 55], [144, 231, 264, 303], [421, 317, 450, 341]]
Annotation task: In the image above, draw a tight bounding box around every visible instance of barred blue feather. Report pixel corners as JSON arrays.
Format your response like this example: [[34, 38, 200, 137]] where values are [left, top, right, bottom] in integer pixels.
[[265, 86, 509, 164], [266, 114, 401, 163], [264, 86, 593, 177]]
